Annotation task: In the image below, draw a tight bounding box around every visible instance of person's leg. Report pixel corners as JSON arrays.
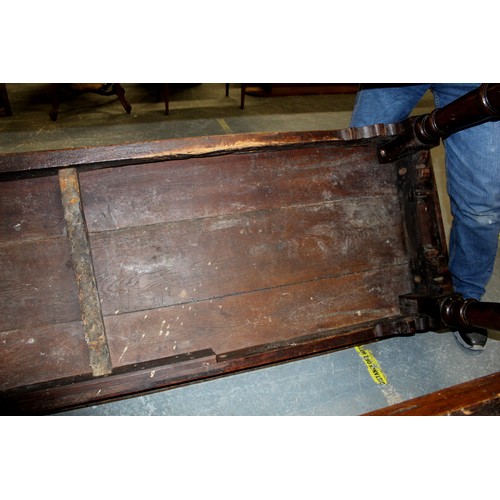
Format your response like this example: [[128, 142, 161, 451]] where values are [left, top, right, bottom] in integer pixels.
[[351, 83, 500, 349], [431, 84, 500, 349], [432, 84, 500, 299], [446, 128, 500, 301], [350, 84, 429, 126]]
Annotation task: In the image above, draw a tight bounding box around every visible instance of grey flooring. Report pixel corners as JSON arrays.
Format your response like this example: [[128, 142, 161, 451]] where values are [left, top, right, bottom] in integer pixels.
[[2, 83, 499, 415]]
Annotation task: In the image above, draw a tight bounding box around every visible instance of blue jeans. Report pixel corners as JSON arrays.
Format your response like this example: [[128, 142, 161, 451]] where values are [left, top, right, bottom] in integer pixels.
[[350, 84, 500, 300]]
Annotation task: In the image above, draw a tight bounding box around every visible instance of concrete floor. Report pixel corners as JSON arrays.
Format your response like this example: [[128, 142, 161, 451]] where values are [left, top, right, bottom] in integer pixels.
[[2, 83, 499, 415]]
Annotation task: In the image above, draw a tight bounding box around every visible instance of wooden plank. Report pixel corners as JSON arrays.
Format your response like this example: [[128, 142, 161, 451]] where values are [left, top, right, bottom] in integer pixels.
[[90, 196, 408, 317], [0, 172, 80, 332], [0, 237, 81, 332], [0, 127, 404, 175], [364, 371, 500, 416], [0, 349, 216, 415], [104, 266, 411, 367], [0, 321, 393, 415], [58, 168, 112, 376], [0, 171, 92, 391], [0, 174, 66, 244], [79, 146, 397, 232], [0, 321, 92, 391]]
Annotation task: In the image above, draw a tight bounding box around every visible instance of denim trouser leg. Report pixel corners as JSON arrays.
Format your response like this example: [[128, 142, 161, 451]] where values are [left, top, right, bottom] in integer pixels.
[[432, 85, 500, 299], [431, 85, 500, 299], [350, 84, 430, 126], [350, 84, 500, 300]]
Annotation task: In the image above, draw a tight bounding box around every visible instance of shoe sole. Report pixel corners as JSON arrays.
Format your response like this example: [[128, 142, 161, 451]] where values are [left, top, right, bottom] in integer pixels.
[[453, 331, 486, 351]]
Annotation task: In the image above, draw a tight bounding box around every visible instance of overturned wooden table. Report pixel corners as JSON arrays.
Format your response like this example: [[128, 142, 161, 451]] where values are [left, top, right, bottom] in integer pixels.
[[1, 85, 499, 415]]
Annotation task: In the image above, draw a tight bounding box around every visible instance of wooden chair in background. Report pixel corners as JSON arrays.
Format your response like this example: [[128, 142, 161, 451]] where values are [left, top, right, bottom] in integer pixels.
[[50, 83, 132, 121]]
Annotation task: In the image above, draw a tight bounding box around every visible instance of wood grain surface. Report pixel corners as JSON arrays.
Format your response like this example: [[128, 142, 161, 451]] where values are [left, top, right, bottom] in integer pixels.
[[1, 127, 448, 413], [365, 371, 500, 416]]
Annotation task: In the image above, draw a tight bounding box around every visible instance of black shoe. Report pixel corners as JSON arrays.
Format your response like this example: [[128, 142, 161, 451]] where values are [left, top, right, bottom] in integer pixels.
[[453, 327, 488, 351]]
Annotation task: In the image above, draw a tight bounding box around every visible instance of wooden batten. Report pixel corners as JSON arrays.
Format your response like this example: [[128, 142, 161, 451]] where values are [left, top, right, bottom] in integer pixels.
[[58, 167, 112, 377]]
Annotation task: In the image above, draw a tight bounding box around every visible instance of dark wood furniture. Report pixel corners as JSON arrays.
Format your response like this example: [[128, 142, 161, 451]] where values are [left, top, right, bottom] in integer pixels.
[[1, 85, 499, 415], [50, 83, 132, 121], [0, 125, 454, 414], [365, 371, 500, 416], [0, 83, 12, 116], [229, 84, 359, 110]]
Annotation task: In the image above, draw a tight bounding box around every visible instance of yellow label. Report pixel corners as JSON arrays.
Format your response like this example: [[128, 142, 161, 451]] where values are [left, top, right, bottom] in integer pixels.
[[355, 345, 388, 385]]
